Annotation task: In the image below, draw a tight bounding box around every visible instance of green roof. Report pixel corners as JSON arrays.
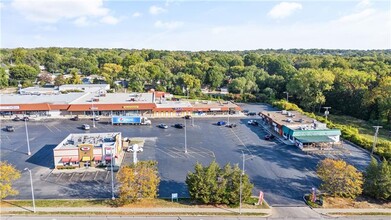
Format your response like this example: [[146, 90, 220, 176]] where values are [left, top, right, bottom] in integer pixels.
[[295, 136, 335, 143], [291, 129, 341, 137]]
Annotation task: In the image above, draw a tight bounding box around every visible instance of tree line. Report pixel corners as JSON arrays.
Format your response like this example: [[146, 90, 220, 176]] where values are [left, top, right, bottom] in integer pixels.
[[0, 48, 390, 126]]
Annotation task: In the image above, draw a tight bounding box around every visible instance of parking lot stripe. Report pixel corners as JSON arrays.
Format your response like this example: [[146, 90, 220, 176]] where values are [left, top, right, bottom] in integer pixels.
[[54, 173, 63, 183], [81, 172, 87, 181], [156, 148, 178, 158], [44, 125, 54, 133], [68, 173, 76, 182], [105, 171, 110, 180], [93, 171, 99, 181]]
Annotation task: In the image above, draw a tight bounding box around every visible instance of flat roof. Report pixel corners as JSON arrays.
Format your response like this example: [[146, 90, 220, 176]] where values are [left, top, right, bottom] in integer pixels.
[[70, 92, 154, 104], [54, 132, 120, 150], [156, 101, 192, 108], [0, 93, 86, 105], [260, 110, 319, 127], [60, 84, 109, 88]]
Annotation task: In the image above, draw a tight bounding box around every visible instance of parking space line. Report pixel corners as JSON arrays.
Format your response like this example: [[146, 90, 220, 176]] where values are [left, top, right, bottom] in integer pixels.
[[55, 173, 63, 183], [93, 171, 99, 181], [156, 148, 178, 158], [69, 173, 76, 182], [170, 147, 195, 158], [44, 125, 54, 133], [81, 172, 87, 181], [105, 171, 110, 180]]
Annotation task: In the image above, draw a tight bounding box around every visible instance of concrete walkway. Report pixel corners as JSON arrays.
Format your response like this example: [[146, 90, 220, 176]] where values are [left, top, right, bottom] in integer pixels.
[[313, 208, 391, 215], [0, 206, 271, 215]]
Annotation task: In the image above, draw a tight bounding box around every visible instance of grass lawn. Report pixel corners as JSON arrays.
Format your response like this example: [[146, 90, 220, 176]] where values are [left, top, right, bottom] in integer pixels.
[[328, 114, 391, 143]]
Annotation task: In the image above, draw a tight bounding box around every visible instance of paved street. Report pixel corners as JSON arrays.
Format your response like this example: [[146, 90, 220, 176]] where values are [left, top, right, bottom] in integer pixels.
[[0, 104, 372, 206]]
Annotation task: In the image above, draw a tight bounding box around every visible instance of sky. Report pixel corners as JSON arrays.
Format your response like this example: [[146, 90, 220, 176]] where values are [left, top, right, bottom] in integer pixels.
[[0, 0, 390, 51]]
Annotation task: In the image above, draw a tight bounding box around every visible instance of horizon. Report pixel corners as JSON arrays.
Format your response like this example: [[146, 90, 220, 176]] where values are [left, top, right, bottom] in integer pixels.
[[1, 0, 390, 50]]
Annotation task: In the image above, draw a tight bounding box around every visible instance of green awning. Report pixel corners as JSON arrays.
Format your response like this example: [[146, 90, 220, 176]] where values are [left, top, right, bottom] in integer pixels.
[[292, 129, 341, 137], [295, 136, 335, 143]]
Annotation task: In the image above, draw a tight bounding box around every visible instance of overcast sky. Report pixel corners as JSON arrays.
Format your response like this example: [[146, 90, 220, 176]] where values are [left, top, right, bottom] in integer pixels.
[[1, 0, 390, 50]]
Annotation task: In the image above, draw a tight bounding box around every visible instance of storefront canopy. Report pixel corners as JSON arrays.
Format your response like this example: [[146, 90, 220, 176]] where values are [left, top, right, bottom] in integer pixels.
[[82, 156, 91, 162], [295, 136, 334, 143]]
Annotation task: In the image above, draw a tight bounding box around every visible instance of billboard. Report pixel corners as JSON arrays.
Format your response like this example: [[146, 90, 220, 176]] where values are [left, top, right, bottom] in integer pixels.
[[112, 116, 141, 124]]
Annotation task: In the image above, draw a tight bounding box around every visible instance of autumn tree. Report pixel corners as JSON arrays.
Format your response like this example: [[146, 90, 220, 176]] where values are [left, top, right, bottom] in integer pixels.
[[317, 158, 363, 199], [364, 158, 391, 201], [38, 72, 53, 85], [54, 74, 66, 86], [68, 68, 82, 84], [116, 161, 160, 204], [0, 161, 21, 199], [100, 63, 122, 85], [186, 161, 253, 205]]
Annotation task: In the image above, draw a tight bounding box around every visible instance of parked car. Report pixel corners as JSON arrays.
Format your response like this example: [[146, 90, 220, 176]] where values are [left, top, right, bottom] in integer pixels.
[[71, 115, 79, 121], [242, 110, 249, 115], [5, 125, 14, 132], [12, 116, 21, 121], [158, 123, 168, 129], [22, 116, 29, 121], [264, 134, 275, 140], [92, 116, 100, 121], [82, 124, 90, 130], [226, 123, 237, 128], [248, 112, 257, 116], [173, 123, 185, 129], [217, 121, 227, 126], [247, 120, 258, 126], [184, 115, 192, 119]]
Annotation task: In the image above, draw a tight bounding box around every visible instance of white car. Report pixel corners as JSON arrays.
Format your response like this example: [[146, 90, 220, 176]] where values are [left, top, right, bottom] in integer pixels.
[[82, 124, 90, 130], [247, 120, 254, 125], [127, 144, 143, 152]]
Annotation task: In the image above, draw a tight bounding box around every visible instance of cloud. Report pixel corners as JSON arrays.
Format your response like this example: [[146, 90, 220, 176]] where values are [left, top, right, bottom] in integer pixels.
[[132, 12, 142, 17], [154, 20, 183, 30], [356, 0, 372, 9], [149, 5, 166, 15], [268, 2, 302, 19], [100, 15, 119, 25], [74, 17, 89, 27], [338, 8, 375, 23]]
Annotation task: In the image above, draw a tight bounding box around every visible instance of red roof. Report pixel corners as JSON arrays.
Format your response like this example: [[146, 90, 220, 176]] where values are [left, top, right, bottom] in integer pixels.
[[94, 155, 102, 161], [0, 103, 51, 111], [67, 103, 157, 111], [61, 157, 71, 163], [70, 158, 79, 162]]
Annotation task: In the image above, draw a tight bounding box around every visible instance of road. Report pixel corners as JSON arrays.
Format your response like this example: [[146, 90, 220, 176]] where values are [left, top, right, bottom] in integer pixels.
[[0, 103, 372, 206]]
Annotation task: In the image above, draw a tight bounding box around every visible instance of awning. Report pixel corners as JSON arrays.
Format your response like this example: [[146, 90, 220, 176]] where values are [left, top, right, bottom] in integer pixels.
[[295, 136, 335, 144], [70, 158, 79, 162], [105, 156, 112, 161], [94, 155, 102, 161], [61, 157, 70, 163], [82, 156, 91, 162]]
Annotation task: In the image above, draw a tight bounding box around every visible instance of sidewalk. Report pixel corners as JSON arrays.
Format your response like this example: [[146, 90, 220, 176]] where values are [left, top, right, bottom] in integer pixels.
[[313, 208, 391, 215], [0, 206, 271, 215]]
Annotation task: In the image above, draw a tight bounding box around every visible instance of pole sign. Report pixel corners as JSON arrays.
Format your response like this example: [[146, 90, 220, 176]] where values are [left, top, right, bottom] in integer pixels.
[[171, 193, 178, 202], [311, 187, 316, 202]]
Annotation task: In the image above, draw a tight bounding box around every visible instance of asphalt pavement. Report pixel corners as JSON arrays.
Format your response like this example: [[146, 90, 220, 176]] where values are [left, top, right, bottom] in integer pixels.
[[0, 103, 372, 206]]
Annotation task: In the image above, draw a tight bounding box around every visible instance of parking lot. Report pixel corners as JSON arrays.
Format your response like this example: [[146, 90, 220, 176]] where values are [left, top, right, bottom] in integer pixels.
[[0, 103, 371, 205]]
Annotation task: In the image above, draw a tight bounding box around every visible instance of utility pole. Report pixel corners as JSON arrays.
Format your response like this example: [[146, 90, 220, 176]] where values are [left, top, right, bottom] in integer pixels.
[[24, 168, 35, 213], [283, 91, 289, 102], [239, 150, 245, 214], [184, 118, 188, 154], [323, 107, 331, 121], [371, 126, 382, 156], [111, 150, 115, 200], [25, 119, 31, 155]]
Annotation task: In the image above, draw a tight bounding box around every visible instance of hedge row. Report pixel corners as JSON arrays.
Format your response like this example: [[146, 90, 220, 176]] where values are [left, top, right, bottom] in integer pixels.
[[272, 100, 391, 160]]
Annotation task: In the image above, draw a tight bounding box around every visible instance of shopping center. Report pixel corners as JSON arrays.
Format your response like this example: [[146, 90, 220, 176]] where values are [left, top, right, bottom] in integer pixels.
[[0, 84, 242, 118]]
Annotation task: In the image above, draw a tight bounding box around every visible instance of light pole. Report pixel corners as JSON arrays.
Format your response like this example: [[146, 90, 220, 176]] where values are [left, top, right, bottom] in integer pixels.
[[91, 99, 97, 128], [323, 107, 331, 121], [283, 91, 289, 102], [111, 149, 115, 200], [192, 106, 194, 127], [239, 150, 245, 214], [24, 168, 36, 213], [184, 118, 188, 154], [371, 126, 382, 156], [25, 119, 31, 155]]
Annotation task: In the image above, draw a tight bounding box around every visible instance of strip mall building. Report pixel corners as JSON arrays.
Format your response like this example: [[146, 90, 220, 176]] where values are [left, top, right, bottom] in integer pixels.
[[0, 85, 241, 118]]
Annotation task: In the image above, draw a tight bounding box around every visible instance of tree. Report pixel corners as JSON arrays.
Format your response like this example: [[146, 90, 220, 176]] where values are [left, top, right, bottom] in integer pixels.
[[364, 158, 391, 201], [287, 68, 335, 111], [317, 158, 363, 199], [100, 63, 122, 85], [186, 161, 253, 205], [116, 161, 160, 204], [38, 72, 53, 85], [206, 66, 224, 90], [68, 68, 82, 84], [54, 74, 66, 86], [0, 67, 9, 88], [0, 161, 21, 199], [9, 64, 39, 81], [228, 77, 246, 94]]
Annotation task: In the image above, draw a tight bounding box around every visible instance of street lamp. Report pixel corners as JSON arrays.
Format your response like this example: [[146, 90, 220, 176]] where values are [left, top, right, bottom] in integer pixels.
[[323, 107, 331, 121], [371, 126, 382, 156], [25, 119, 31, 155], [283, 91, 289, 102], [239, 150, 245, 214], [110, 150, 115, 200], [24, 168, 36, 213], [191, 106, 194, 127], [184, 118, 188, 154], [91, 99, 97, 128]]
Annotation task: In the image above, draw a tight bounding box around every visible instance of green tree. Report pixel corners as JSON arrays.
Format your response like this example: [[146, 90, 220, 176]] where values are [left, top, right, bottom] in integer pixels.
[[206, 66, 224, 90], [287, 68, 335, 111], [317, 158, 363, 199], [0, 161, 21, 199], [68, 68, 82, 84], [116, 161, 160, 204], [9, 64, 39, 81], [186, 161, 253, 205], [364, 158, 391, 201], [228, 77, 246, 94], [54, 74, 66, 86], [100, 63, 123, 85], [0, 67, 9, 88]]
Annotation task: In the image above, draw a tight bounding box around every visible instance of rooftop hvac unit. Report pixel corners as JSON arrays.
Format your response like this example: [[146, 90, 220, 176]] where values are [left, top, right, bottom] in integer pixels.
[[287, 112, 292, 117], [286, 118, 293, 123], [282, 110, 287, 115]]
